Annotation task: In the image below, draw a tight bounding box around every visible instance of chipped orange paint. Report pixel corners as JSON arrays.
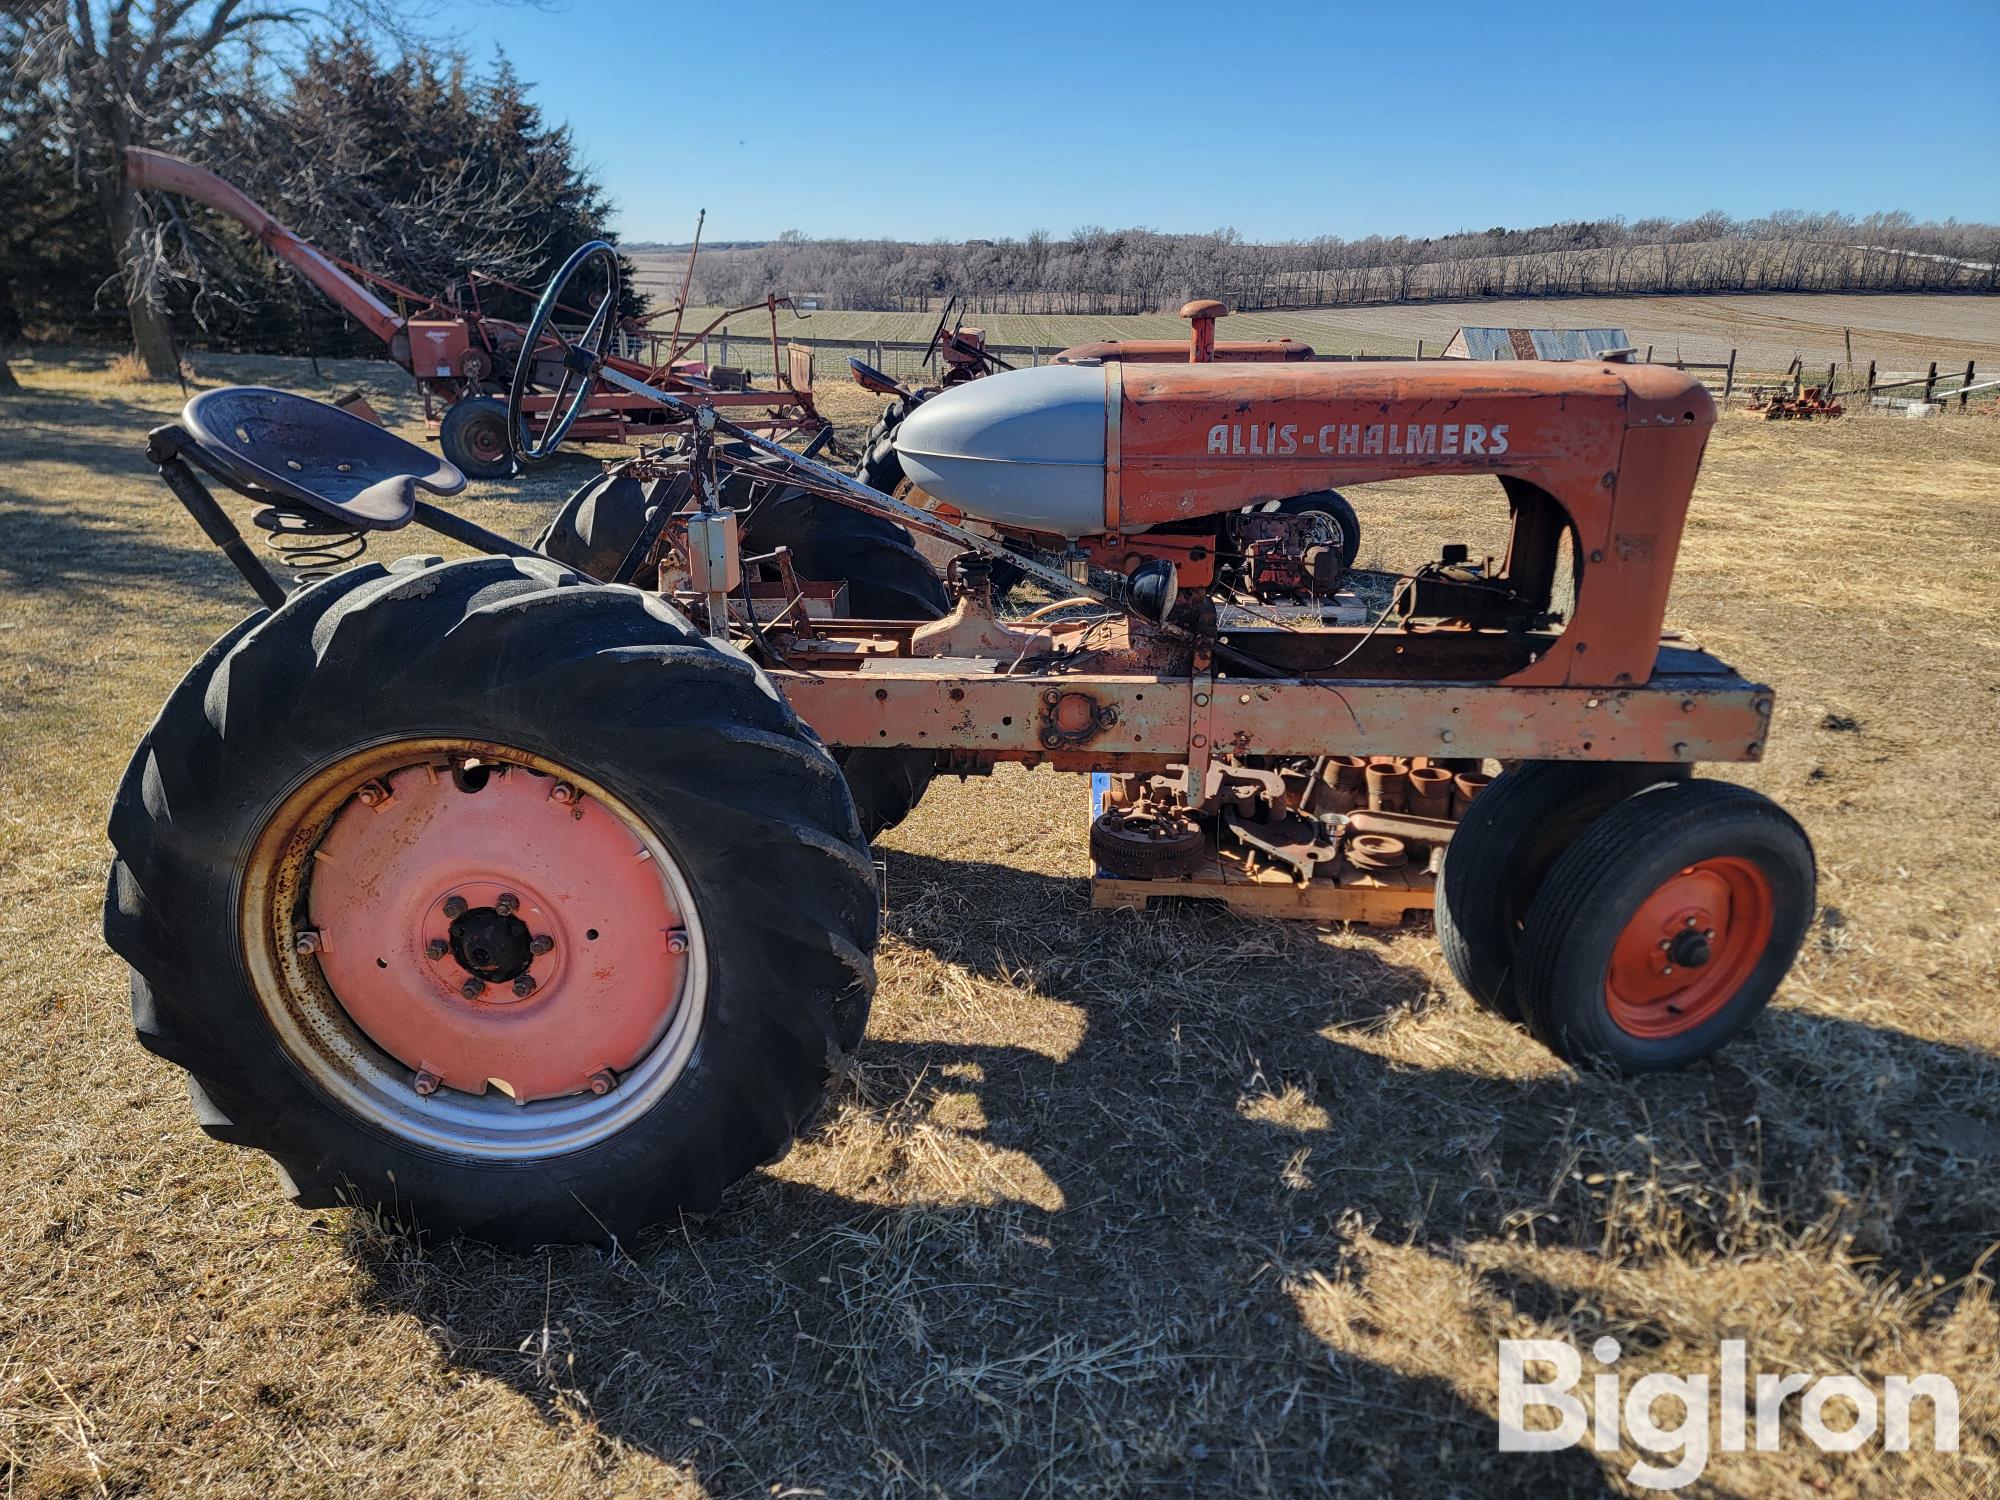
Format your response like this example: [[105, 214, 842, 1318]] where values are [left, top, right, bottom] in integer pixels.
[[1094, 359, 1713, 688]]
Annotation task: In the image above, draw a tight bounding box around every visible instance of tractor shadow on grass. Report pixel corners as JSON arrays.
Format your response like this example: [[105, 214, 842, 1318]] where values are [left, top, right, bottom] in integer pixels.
[[0, 494, 256, 604], [342, 848, 2000, 1497]]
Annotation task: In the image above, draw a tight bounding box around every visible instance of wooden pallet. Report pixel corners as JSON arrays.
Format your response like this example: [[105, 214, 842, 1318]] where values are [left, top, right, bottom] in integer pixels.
[[1090, 854, 1435, 927]]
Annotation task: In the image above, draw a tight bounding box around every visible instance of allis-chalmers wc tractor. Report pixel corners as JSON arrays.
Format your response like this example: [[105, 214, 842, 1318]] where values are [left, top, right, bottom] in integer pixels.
[[106, 243, 1815, 1247]]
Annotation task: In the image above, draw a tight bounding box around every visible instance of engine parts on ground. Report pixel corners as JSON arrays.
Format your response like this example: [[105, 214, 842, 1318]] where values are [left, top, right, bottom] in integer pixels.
[[1088, 754, 1480, 923]]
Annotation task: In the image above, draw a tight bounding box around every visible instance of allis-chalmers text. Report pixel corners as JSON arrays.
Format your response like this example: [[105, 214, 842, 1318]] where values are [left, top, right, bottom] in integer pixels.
[[1205, 420, 1511, 458]]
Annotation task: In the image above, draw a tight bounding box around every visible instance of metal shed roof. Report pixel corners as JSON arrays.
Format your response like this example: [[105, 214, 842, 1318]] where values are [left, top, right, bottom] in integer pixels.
[[1443, 326, 1632, 360]]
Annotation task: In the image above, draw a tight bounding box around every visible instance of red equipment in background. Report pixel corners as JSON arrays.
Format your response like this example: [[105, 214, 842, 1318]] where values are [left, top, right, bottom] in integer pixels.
[[124, 148, 829, 477]]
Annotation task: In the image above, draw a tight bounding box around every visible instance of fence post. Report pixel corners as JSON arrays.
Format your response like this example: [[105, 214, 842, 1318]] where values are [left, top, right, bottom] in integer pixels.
[[1961, 360, 1977, 408], [1722, 348, 1737, 402], [1644, 343, 1653, 364], [1865, 359, 1876, 395], [1416, 338, 1424, 359], [873, 341, 883, 373], [1923, 361, 1938, 402], [719, 330, 729, 369], [1826, 362, 1836, 397]]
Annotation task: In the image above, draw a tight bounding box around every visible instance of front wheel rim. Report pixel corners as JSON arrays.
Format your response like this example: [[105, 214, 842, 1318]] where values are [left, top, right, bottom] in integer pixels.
[[240, 737, 708, 1160], [1604, 856, 1773, 1039]]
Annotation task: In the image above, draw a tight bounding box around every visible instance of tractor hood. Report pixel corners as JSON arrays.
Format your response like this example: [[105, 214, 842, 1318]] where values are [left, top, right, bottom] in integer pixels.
[[893, 357, 1715, 542]]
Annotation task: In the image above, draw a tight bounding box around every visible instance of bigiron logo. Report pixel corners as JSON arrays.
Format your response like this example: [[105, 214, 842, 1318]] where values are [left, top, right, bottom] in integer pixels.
[[1497, 1337, 1960, 1491], [1204, 420, 1510, 459]]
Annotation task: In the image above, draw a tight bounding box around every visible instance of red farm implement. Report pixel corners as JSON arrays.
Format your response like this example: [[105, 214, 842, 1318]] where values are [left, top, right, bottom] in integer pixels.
[[125, 147, 830, 478]]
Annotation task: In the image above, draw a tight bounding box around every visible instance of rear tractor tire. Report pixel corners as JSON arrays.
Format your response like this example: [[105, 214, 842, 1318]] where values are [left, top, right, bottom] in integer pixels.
[[104, 556, 878, 1248], [536, 467, 946, 840], [1248, 490, 1362, 568]]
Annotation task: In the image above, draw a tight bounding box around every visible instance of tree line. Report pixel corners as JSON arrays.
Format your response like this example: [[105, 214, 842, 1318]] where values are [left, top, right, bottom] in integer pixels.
[[4, 4, 620, 376], [4, 6, 1993, 379], [685, 214, 2000, 317]]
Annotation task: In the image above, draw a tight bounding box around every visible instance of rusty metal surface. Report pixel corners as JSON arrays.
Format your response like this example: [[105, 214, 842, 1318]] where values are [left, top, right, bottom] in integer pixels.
[[774, 651, 1771, 767]]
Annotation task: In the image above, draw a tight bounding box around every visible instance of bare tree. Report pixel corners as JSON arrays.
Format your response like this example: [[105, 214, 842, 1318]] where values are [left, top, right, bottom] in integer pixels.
[[8, 2, 423, 377]]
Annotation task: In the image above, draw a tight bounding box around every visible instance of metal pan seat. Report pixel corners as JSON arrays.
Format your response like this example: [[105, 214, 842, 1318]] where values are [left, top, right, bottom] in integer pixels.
[[179, 385, 465, 530]]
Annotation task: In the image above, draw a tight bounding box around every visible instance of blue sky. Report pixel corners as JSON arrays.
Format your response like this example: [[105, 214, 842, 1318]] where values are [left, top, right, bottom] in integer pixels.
[[451, 1, 2000, 244]]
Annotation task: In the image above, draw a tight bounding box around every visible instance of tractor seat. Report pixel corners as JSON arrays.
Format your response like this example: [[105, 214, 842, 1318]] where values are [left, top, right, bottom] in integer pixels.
[[180, 386, 466, 531], [845, 355, 903, 395]]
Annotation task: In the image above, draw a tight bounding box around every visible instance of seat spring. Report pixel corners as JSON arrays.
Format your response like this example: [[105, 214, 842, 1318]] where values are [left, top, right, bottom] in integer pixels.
[[254, 509, 368, 586]]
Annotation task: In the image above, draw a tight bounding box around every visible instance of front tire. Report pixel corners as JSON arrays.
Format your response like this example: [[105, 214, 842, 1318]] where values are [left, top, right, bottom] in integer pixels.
[[105, 556, 877, 1248], [1517, 780, 1814, 1070], [1435, 761, 1688, 1020]]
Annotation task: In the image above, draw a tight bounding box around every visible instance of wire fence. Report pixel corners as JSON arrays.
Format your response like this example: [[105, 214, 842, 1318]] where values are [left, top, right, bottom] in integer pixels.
[[25, 307, 1988, 412]]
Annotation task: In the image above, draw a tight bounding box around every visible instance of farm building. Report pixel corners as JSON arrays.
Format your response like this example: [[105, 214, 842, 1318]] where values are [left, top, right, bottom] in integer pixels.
[[1441, 325, 1632, 359]]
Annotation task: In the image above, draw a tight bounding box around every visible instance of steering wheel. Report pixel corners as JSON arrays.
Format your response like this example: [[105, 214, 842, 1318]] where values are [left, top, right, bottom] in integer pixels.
[[508, 240, 620, 464]]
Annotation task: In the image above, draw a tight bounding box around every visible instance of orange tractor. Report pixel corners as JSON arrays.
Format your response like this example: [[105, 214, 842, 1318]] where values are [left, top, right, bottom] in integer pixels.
[[106, 242, 1813, 1247], [842, 296, 1354, 593]]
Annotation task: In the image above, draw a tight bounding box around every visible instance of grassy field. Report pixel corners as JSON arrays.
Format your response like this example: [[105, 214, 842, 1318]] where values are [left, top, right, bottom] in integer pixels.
[[3, 346, 1999, 1497], [628, 254, 2000, 374]]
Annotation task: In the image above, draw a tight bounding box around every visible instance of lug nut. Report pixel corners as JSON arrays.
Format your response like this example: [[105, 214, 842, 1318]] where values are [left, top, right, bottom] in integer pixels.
[[426, 938, 449, 960], [550, 782, 577, 805], [665, 930, 690, 955], [356, 781, 389, 807], [461, 977, 486, 999], [512, 975, 537, 999], [413, 1069, 442, 1096], [1661, 965, 1675, 976], [587, 1068, 617, 1095], [529, 934, 554, 956], [495, 892, 519, 917], [442, 894, 468, 919], [293, 929, 322, 956]]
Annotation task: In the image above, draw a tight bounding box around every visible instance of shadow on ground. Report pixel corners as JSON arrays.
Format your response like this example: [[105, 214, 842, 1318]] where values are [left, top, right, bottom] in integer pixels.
[[341, 849, 2000, 1496]]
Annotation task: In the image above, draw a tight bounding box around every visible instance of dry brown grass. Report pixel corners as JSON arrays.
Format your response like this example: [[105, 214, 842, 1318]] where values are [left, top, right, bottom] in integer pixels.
[[1, 347, 1998, 1497]]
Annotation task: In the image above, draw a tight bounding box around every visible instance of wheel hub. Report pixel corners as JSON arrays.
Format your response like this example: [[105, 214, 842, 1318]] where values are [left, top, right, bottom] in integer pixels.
[[447, 905, 533, 984], [1604, 857, 1774, 1039], [303, 761, 690, 1102], [1665, 929, 1713, 970]]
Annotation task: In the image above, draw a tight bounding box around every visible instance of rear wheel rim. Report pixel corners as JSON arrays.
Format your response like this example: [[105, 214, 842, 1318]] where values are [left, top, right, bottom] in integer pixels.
[[1288, 507, 1346, 552], [1604, 856, 1773, 1039], [241, 737, 708, 1160]]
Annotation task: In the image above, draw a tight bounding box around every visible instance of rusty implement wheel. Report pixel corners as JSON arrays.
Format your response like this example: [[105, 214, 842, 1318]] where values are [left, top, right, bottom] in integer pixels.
[[1516, 780, 1814, 1071], [105, 556, 877, 1247], [1090, 805, 1208, 879], [438, 396, 513, 481]]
